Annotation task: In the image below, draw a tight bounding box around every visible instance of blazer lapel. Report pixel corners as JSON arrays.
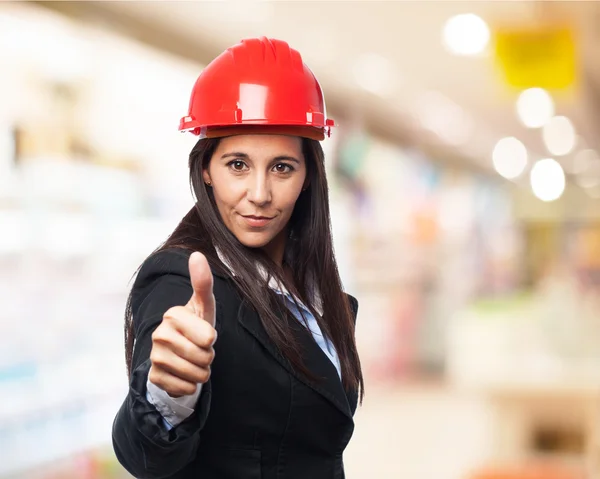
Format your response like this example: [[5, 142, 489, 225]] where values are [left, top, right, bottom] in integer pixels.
[[237, 303, 353, 420]]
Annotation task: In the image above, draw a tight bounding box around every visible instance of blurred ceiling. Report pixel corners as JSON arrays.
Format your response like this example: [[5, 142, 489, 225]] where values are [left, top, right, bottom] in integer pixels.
[[35, 1, 600, 177]]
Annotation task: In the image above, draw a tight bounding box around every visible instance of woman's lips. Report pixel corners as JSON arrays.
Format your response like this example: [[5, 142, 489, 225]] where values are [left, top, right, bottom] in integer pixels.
[[240, 215, 274, 228]]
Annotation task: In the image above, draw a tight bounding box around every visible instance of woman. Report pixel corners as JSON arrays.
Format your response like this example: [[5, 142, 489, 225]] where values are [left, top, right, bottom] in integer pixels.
[[112, 37, 364, 479]]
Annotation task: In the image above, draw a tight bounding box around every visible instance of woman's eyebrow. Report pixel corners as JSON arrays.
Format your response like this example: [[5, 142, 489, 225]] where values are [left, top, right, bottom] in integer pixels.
[[221, 152, 249, 159], [221, 152, 301, 164], [272, 155, 301, 164]]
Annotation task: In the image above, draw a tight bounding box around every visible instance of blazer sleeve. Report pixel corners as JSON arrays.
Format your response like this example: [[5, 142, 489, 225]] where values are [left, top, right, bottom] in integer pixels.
[[112, 248, 214, 479]]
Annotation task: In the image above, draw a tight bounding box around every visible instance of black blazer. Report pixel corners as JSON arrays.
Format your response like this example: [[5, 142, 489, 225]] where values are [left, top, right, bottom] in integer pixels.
[[112, 248, 360, 479]]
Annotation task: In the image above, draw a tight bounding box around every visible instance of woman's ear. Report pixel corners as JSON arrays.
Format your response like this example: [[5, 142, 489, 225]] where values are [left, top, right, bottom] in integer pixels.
[[202, 169, 212, 186], [302, 176, 310, 191]]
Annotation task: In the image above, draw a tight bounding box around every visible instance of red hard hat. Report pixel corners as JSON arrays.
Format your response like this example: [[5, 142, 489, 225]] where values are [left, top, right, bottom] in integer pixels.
[[179, 37, 334, 140]]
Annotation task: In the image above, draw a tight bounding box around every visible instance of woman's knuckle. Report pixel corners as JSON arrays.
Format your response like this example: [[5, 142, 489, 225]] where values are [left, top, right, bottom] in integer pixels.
[[152, 328, 166, 343], [174, 382, 194, 396], [164, 306, 182, 321], [148, 368, 161, 386], [204, 328, 217, 346], [151, 351, 166, 367], [199, 367, 211, 383], [196, 354, 208, 369], [182, 342, 196, 359], [185, 383, 198, 395], [168, 386, 181, 397], [207, 348, 216, 364]]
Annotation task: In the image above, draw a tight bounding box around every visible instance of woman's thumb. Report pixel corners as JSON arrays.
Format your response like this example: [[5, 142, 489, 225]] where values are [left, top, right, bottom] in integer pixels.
[[187, 252, 216, 326]]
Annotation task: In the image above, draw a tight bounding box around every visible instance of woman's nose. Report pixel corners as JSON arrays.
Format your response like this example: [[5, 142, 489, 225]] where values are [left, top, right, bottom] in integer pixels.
[[246, 173, 272, 206]]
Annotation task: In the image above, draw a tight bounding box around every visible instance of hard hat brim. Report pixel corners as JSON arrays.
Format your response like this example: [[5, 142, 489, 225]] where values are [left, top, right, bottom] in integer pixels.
[[199, 125, 328, 141]]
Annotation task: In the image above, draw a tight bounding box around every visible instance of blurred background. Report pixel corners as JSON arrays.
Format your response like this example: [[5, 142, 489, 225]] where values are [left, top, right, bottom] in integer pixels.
[[2, 1, 600, 478]]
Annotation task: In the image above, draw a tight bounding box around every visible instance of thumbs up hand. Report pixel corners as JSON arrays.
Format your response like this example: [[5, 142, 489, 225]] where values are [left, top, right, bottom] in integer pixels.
[[149, 252, 217, 398]]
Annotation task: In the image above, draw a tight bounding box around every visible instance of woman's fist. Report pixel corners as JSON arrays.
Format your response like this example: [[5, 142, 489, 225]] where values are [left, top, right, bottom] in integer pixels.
[[149, 252, 216, 397]]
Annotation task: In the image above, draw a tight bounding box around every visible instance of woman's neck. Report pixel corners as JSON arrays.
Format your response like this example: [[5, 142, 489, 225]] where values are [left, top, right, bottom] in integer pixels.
[[261, 228, 288, 266]]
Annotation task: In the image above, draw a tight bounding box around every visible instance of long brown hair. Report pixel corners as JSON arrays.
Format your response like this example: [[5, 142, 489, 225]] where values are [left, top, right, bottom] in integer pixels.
[[124, 137, 363, 400]]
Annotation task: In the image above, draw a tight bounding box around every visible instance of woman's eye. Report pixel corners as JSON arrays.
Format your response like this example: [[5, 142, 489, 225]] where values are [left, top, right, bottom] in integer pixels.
[[273, 163, 293, 173], [229, 160, 247, 171]]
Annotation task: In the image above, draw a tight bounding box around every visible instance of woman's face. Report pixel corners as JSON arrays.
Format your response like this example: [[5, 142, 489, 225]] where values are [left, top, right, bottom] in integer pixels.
[[204, 134, 307, 262]]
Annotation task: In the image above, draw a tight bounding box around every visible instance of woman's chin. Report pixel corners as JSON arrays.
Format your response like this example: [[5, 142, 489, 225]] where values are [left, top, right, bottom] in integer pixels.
[[236, 232, 273, 249]]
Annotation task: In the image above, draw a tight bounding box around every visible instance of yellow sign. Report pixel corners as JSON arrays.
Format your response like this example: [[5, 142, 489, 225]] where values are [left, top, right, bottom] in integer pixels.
[[494, 26, 577, 90]]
